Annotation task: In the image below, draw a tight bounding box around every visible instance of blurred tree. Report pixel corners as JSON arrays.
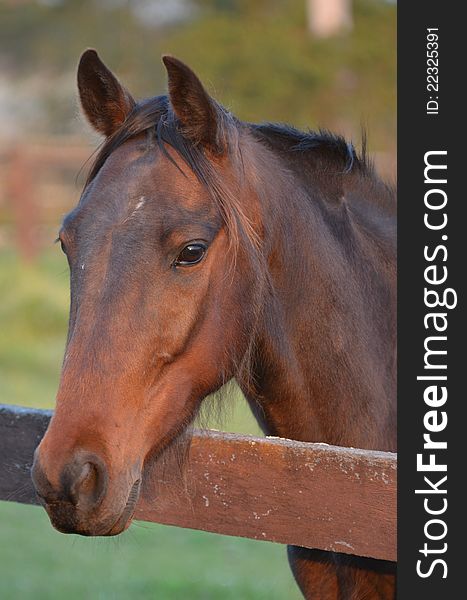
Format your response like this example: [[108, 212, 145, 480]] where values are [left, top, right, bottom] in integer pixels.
[[0, 0, 395, 154]]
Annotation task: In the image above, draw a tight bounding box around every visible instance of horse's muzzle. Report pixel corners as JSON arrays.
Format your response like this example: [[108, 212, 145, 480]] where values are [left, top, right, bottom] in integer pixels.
[[31, 449, 138, 536]]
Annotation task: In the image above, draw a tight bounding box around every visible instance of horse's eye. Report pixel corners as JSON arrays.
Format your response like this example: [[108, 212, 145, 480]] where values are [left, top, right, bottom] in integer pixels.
[[174, 243, 207, 267]]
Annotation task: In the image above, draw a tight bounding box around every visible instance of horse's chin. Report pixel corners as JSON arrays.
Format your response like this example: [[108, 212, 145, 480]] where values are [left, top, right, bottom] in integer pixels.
[[104, 487, 140, 536], [105, 513, 134, 536]]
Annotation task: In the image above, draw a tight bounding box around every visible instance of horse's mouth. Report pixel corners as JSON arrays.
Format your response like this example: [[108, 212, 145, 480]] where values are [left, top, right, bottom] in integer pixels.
[[43, 478, 142, 537]]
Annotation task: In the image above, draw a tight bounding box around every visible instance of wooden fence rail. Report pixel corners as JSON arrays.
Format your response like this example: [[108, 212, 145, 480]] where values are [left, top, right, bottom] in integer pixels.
[[0, 404, 396, 562]]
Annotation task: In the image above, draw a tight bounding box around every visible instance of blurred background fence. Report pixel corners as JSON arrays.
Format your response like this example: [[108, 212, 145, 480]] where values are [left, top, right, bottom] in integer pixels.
[[0, 1, 395, 598]]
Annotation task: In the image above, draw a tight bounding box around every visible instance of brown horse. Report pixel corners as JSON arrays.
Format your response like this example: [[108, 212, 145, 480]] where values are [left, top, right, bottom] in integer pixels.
[[32, 50, 396, 599]]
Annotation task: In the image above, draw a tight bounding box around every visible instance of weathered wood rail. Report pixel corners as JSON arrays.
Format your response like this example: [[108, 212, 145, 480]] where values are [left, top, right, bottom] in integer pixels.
[[0, 404, 396, 562]]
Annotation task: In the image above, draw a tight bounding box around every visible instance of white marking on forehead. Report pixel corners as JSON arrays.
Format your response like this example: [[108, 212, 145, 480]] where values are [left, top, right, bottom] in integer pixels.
[[81, 263, 85, 270], [121, 196, 147, 225], [135, 196, 146, 211]]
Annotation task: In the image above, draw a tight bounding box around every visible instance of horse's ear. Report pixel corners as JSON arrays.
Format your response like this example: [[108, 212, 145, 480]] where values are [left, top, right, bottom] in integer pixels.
[[162, 55, 223, 153], [77, 49, 135, 137]]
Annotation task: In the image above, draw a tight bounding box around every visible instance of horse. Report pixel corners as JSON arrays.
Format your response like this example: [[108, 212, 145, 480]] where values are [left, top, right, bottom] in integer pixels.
[[31, 49, 396, 599]]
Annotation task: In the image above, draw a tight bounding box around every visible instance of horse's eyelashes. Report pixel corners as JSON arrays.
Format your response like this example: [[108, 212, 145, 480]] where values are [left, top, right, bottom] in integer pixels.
[[55, 236, 67, 255]]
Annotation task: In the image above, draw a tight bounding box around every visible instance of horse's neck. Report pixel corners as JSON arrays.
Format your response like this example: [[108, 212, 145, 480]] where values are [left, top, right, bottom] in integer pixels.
[[242, 149, 396, 452]]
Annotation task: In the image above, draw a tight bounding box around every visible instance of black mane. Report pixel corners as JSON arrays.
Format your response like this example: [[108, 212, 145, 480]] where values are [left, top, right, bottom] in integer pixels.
[[86, 95, 371, 188], [250, 122, 370, 174]]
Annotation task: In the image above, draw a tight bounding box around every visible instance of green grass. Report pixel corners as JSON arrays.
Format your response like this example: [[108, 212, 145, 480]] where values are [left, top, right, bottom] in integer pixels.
[[0, 502, 300, 599], [0, 248, 300, 598]]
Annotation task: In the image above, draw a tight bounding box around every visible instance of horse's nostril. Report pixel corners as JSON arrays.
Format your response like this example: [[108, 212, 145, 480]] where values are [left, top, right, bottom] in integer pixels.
[[62, 453, 108, 508], [69, 462, 94, 504], [32, 449, 108, 512]]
